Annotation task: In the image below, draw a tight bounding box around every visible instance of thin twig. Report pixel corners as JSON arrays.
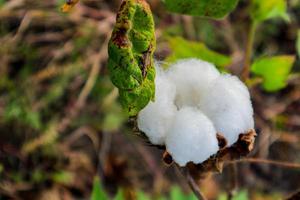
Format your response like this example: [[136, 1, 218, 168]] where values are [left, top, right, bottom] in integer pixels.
[[185, 170, 207, 200], [230, 158, 300, 169], [176, 165, 207, 200], [241, 21, 257, 81], [22, 36, 109, 154], [286, 190, 300, 200], [227, 163, 238, 199]]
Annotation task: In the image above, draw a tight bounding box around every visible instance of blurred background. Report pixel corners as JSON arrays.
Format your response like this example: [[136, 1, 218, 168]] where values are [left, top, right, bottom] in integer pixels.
[[0, 0, 300, 199]]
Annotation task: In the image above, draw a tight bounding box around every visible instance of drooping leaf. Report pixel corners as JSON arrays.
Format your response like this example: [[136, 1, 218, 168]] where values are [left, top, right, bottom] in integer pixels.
[[251, 55, 295, 91], [297, 30, 300, 57], [165, 37, 231, 68], [162, 0, 239, 19], [90, 177, 108, 200], [250, 0, 289, 22], [108, 0, 156, 116]]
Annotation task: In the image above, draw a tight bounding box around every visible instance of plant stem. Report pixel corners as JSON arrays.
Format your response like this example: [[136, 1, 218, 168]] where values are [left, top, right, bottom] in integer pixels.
[[242, 21, 257, 81], [231, 158, 300, 169], [176, 165, 207, 200], [228, 163, 238, 199], [185, 171, 207, 200]]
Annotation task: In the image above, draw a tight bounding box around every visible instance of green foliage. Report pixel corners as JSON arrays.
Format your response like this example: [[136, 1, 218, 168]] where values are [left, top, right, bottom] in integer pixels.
[[51, 171, 74, 185], [108, 0, 156, 116], [91, 177, 109, 200], [0, 0, 6, 7], [297, 30, 300, 57], [169, 186, 197, 200], [4, 97, 42, 130], [162, 0, 239, 18], [31, 169, 46, 183], [251, 55, 295, 91], [218, 190, 249, 200], [136, 191, 151, 200], [90, 183, 197, 200], [250, 0, 289, 22], [232, 190, 249, 200], [166, 37, 231, 68], [102, 104, 126, 132]]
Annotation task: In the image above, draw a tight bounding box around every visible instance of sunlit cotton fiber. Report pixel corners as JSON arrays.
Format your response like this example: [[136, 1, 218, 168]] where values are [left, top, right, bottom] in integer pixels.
[[137, 59, 254, 165], [198, 74, 254, 145], [167, 59, 220, 108], [165, 107, 219, 166], [137, 65, 177, 145]]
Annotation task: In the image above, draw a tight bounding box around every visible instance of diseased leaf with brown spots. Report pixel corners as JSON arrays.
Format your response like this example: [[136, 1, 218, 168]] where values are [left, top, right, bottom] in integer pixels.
[[108, 0, 156, 116]]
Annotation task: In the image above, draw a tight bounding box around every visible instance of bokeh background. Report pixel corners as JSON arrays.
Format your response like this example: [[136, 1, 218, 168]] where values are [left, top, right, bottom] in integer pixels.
[[0, 0, 300, 199]]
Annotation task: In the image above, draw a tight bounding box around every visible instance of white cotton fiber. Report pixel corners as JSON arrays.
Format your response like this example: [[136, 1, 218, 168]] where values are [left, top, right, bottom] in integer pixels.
[[137, 65, 177, 145], [165, 107, 219, 166], [166, 59, 220, 108], [198, 74, 254, 145], [136, 58, 254, 166]]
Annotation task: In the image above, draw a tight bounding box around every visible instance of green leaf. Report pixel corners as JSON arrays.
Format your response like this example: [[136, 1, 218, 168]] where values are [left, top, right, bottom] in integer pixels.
[[162, 0, 239, 18], [250, 0, 289, 22], [232, 190, 248, 200], [297, 30, 300, 57], [108, 0, 156, 116], [217, 193, 228, 200], [114, 189, 125, 200], [136, 191, 151, 200], [217, 190, 249, 200], [102, 110, 126, 132], [251, 55, 295, 91], [51, 171, 74, 185], [165, 37, 231, 68], [170, 186, 197, 200], [90, 177, 108, 200]]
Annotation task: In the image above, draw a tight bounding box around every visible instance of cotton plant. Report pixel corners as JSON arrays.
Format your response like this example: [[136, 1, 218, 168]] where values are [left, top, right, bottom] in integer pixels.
[[138, 59, 254, 166], [107, 0, 255, 168]]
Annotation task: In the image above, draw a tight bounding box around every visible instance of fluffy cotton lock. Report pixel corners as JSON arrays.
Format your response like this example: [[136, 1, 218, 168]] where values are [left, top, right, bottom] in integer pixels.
[[165, 107, 219, 166], [167, 59, 220, 108], [198, 74, 254, 145], [137, 58, 254, 166], [137, 65, 177, 145]]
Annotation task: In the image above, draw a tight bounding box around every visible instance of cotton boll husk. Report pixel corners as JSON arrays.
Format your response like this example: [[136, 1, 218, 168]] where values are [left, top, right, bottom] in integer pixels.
[[198, 74, 254, 145], [165, 107, 219, 166], [166, 59, 220, 108], [137, 65, 177, 145]]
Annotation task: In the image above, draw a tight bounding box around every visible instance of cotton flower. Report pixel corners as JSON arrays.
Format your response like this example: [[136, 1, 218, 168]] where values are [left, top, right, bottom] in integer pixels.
[[137, 58, 254, 166]]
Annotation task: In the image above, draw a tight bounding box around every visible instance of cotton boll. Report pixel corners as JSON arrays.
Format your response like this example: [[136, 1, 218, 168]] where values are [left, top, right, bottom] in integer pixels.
[[137, 65, 177, 145], [165, 107, 219, 166], [198, 74, 254, 145], [167, 59, 220, 108]]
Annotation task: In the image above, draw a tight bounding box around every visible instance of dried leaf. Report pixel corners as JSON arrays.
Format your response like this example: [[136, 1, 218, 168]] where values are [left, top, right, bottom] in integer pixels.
[[61, 0, 80, 13]]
